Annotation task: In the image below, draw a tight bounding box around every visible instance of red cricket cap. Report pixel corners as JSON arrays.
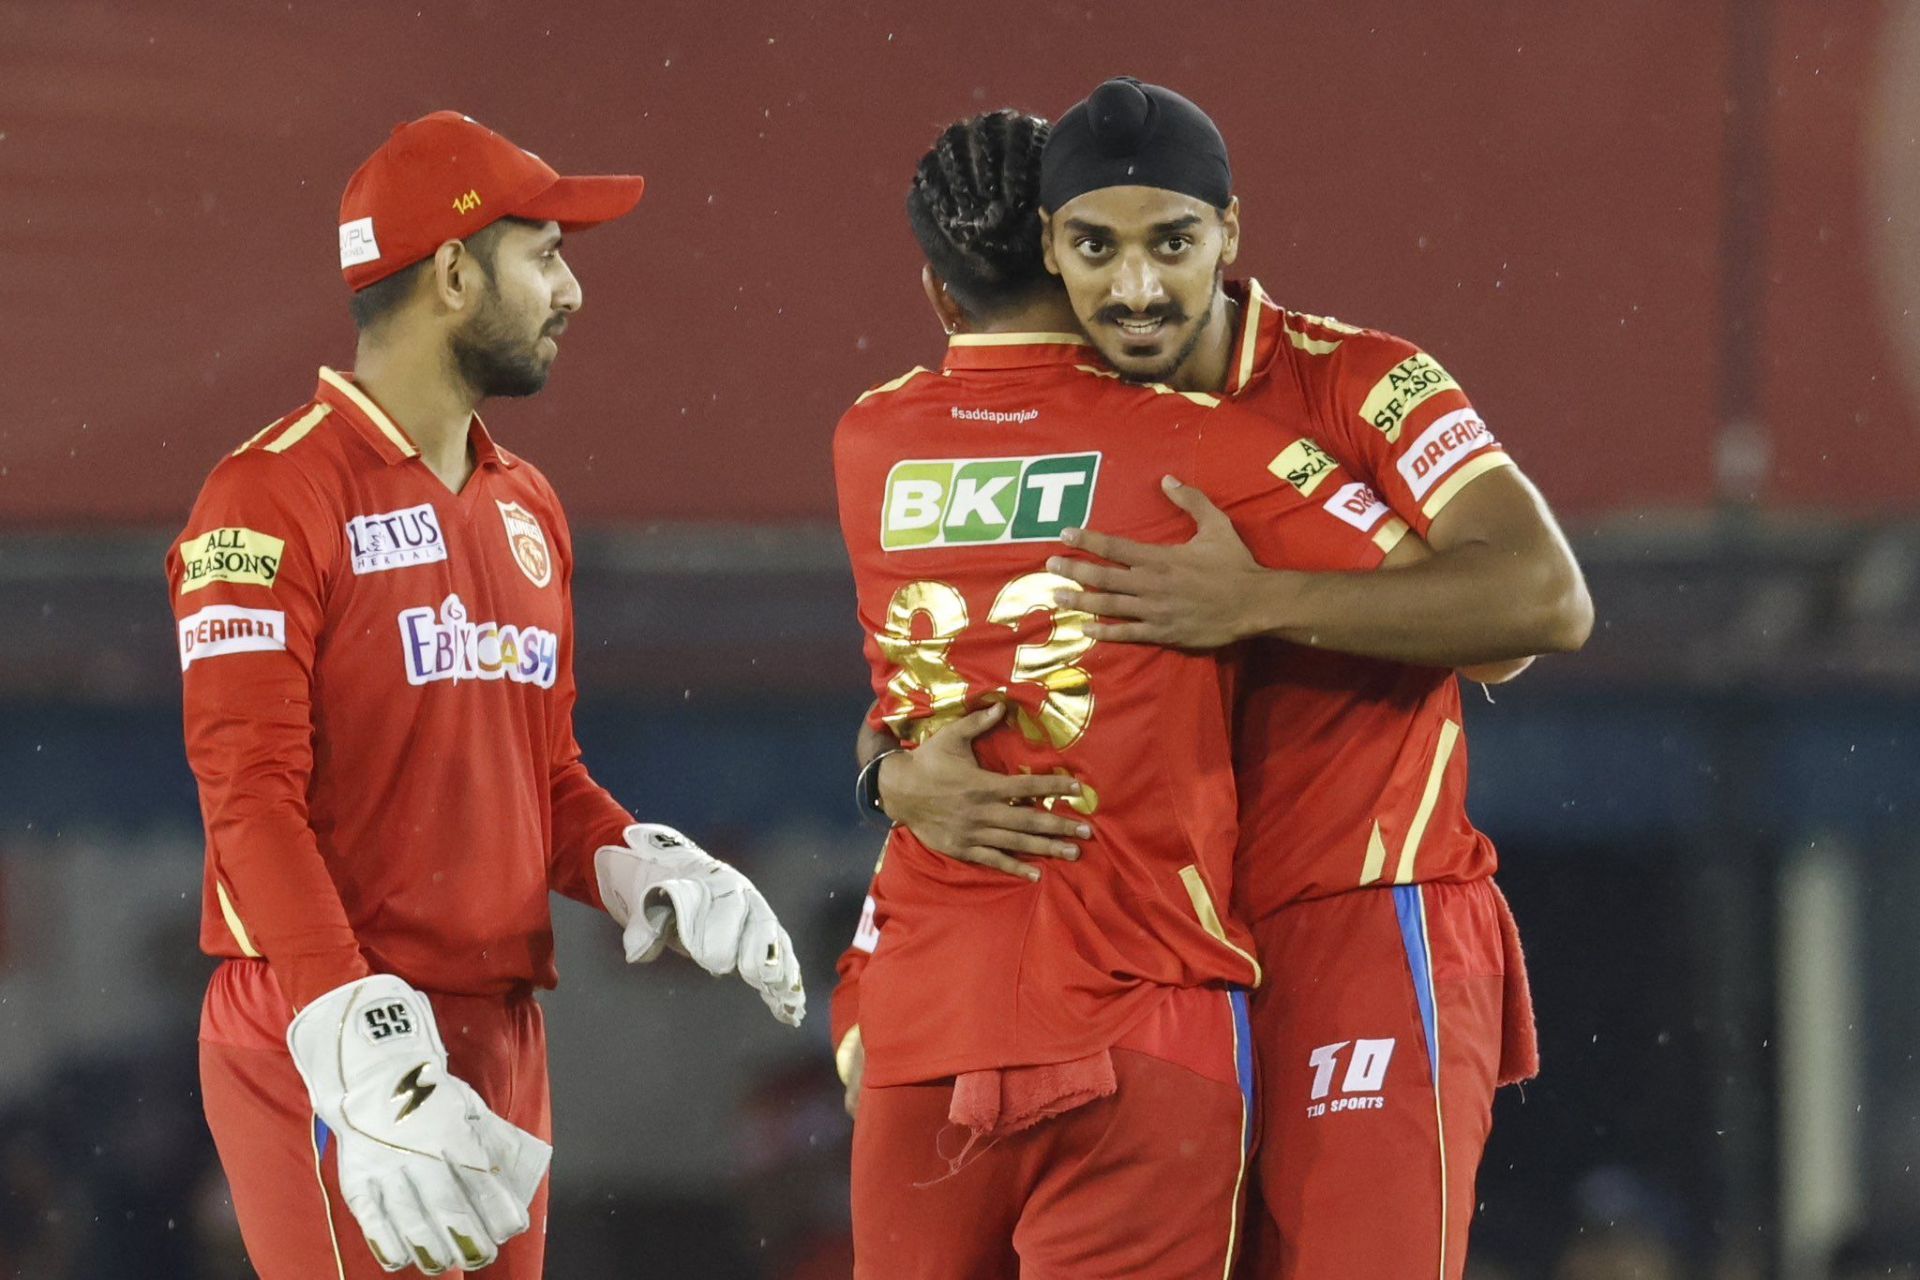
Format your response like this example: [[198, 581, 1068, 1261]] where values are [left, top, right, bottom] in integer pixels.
[[338, 111, 645, 291]]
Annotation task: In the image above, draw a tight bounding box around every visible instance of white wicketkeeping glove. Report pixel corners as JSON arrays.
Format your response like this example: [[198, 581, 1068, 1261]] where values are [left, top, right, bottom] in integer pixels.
[[594, 822, 807, 1027], [287, 974, 551, 1275]]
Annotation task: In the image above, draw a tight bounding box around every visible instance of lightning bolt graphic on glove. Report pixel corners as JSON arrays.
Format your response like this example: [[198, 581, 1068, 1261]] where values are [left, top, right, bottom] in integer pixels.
[[393, 1064, 437, 1122]]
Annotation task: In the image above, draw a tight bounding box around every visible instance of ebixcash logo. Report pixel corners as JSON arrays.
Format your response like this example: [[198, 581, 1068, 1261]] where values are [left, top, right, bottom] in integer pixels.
[[880, 452, 1101, 550]]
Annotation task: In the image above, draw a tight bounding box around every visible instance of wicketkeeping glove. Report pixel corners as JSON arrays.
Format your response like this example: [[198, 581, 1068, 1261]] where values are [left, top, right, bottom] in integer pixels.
[[287, 974, 551, 1275], [594, 822, 807, 1027]]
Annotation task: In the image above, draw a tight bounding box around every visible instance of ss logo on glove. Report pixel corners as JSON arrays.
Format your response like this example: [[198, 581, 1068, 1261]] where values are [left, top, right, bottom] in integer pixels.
[[360, 1002, 416, 1043]]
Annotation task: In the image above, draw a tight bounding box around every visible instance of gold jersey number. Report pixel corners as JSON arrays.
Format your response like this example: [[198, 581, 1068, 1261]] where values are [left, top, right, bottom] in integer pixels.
[[876, 571, 1097, 751]]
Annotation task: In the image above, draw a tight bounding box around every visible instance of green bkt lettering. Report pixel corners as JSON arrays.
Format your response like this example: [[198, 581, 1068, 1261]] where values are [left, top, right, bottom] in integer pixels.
[[880, 452, 1101, 550], [944, 459, 1023, 543], [880, 461, 954, 549], [1012, 455, 1097, 539]]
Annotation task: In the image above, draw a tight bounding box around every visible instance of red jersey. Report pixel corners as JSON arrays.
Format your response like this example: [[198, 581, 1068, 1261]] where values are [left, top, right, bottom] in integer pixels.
[[834, 333, 1391, 1088], [167, 367, 633, 1009], [1222, 280, 1509, 916]]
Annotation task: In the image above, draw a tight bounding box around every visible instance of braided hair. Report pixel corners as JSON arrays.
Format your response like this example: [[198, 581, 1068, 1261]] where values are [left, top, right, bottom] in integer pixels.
[[905, 109, 1052, 322]]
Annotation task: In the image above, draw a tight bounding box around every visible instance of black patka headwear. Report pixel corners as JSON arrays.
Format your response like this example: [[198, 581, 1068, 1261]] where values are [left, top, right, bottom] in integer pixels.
[[1040, 77, 1232, 211]]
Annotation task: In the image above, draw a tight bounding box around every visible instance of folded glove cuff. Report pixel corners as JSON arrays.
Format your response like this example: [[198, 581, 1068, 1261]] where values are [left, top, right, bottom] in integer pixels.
[[286, 973, 445, 1109]]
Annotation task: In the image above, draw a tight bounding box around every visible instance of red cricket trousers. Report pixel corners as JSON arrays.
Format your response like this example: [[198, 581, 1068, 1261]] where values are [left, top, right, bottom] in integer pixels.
[[1238, 879, 1536, 1280], [853, 984, 1256, 1280], [198, 959, 552, 1280]]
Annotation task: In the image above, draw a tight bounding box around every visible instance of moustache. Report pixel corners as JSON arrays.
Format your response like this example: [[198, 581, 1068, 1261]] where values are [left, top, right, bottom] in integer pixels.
[[543, 316, 568, 337]]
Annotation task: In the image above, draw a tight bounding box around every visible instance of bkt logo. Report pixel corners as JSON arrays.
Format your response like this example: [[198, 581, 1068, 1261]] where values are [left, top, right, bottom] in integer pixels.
[[1305, 1037, 1396, 1118], [399, 592, 558, 688], [881, 451, 1100, 550]]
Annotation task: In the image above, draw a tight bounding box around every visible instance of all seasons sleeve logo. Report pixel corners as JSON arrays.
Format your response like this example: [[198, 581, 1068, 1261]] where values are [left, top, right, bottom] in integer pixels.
[[178, 526, 286, 594], [881, 452, 1101, 551]]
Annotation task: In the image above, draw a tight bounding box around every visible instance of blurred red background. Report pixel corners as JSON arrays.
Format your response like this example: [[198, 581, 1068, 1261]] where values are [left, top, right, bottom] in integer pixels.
[[2, 0, 1914, 527]]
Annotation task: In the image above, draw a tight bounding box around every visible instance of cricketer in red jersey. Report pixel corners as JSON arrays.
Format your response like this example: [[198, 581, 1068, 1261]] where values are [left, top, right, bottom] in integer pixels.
[[1028, 80, 1586, 1280], [1203, 283, 1542, 1280], [174, 113, 802, 1280]]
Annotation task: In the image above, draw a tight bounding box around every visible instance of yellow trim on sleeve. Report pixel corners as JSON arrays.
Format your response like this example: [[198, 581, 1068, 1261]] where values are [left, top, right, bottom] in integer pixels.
[[262, 404, 333, 455], [1394, 719, 1462, 884], [1373, 515, 1411, 556], [1178, 865, 1263, 986], [1419, 451, 1513, 522], [835, 1024, 864, 1086], [853, 366, 931, 405], [317, 367, 418, 457], [946, 332, 1089, 347], [215, 882, 262, 958]]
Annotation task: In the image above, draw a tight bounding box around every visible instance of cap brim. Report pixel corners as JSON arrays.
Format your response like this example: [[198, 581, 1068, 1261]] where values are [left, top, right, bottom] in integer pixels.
[[516, 174, 646, 231]]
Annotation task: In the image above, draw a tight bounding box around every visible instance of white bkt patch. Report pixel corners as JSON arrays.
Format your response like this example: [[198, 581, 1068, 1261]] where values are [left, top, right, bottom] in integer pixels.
[[1305, 1038, 1396, 1117], [1397, 408, 1498, 500], [178, 605, 286, 670], [338, 216, 380, 269], [496, 500, 553, 587], [1322, 481, 1392, 534], [345, 503, 448, 575]]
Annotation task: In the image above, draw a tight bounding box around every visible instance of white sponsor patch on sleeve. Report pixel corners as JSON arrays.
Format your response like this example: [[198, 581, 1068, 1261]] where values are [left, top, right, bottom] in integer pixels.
[[178, 605, 287, 670], [1397, 409, 1498, 500], [1323, 481, 1392, 533], [852, 893, 881, 954]]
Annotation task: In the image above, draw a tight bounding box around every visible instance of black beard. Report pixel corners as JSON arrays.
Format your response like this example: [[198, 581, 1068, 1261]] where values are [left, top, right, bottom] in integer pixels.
[[450, 300, 551, 400], [1114, 270, 1222, 385]]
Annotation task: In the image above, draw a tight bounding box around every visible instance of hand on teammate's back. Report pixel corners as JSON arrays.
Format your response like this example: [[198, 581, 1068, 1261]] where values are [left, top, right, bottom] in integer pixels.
[[877, 703, 1090, 881], [1050, 475, 1270, 650]]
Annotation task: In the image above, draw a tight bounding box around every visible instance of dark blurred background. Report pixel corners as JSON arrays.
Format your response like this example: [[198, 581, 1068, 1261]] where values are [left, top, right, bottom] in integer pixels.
[[4, 1, 1920, 1276]]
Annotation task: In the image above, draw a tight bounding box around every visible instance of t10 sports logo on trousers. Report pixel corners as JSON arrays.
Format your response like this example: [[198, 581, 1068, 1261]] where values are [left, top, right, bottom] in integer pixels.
[[881, 452, 1101, 550]]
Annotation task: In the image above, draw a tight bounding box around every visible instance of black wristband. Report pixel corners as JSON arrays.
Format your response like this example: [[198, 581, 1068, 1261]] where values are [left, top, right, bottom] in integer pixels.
[[854, 748, 903, 827]]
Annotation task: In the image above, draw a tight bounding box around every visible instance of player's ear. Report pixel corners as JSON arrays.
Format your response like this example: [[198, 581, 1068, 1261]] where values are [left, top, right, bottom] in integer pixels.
[[1039, 208, 1061, 277], [431, 239, 477, 313], [1218, 197, 1241, 268], [922, 265, 969, 336]]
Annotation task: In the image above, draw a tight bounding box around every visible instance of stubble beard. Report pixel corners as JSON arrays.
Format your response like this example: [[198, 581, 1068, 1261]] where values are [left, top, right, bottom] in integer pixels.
[[450, 292, 552, 400]]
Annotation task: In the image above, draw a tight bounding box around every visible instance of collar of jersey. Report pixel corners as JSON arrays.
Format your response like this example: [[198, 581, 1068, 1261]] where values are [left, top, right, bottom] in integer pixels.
[[941, 332, 1092, 372], [315, 367, 516, 470], [1223, 277, 1282, 396]]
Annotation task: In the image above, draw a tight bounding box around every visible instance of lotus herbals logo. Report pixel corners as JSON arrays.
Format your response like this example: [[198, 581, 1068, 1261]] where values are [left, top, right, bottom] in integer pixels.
[[880, 452, 1101, 550]]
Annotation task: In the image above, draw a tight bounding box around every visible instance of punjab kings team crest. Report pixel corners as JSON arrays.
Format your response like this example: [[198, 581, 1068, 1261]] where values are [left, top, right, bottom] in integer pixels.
[[496, 500, 552, 588]]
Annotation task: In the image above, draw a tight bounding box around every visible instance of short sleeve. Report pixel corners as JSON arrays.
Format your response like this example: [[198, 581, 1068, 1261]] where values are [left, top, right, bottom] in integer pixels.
[[1310, 331, 1514, 539]]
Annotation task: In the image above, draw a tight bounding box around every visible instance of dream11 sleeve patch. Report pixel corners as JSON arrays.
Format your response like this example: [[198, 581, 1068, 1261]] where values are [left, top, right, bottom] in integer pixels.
[[177, 527, 287, 594], [178, 604, 288, 670]]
